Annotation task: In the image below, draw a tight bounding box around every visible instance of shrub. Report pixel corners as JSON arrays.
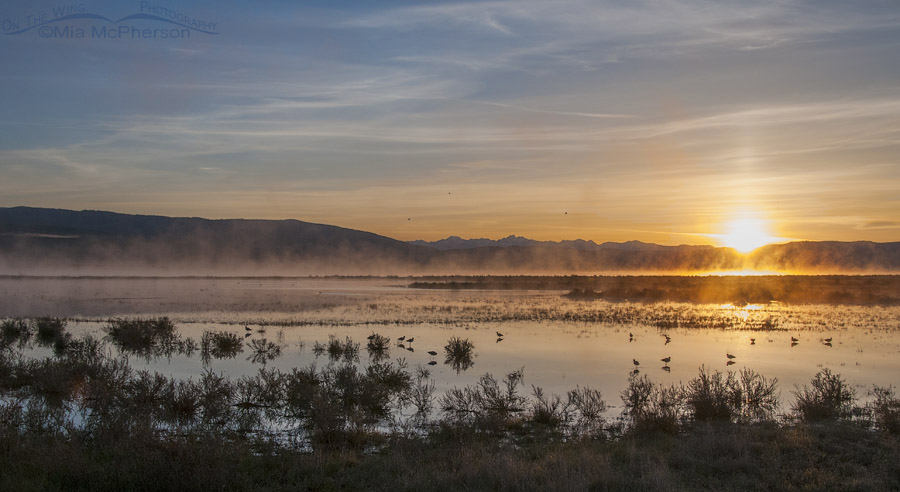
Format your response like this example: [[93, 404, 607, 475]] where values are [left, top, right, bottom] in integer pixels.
[[1, 318, 31, 345], [444, 336, 475, 374], [105, 317, 190, 358], [366, 333, 391, 362], [620, 373, 684, 434], [792, 369, 855, 421], [441, 369, 527, 430], [871, 386, 900, 434], [684, 366, 779, 423], [200, 330, 243, 362]]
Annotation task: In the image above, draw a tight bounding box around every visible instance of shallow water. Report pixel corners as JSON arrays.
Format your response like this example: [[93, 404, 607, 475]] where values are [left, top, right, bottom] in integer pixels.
[[5, 277, 900, 409]]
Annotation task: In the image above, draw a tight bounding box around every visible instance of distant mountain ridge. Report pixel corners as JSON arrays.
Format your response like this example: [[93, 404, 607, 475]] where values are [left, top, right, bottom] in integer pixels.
[[409, 236, 677, 251], [1, 206, 898, 275]]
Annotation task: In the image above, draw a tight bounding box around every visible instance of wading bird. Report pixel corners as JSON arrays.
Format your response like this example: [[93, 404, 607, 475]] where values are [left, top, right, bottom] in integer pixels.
[[496, 331, 504, 338], [726, 353, 736, 360], [427, 350, 437, 358], [398, 336, 405, 342], [824, 337, 832, 343], [633, 359, 640, 367], [661, 356, 671, 366], [406, 337, 414, 343]]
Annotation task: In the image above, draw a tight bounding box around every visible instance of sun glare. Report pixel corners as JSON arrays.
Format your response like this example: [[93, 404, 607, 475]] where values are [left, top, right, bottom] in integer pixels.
[[720, 217, 776, 253]]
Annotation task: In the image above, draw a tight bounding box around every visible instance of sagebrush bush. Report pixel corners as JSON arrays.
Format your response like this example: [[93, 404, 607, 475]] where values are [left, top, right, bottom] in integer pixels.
[[793, 369, 855, 421]]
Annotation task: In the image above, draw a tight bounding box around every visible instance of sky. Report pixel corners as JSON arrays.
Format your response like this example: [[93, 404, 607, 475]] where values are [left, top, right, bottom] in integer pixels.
[[1, 0, 899, 246]]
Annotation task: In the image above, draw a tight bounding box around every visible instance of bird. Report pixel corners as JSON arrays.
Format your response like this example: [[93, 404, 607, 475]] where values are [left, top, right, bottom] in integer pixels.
[[427, 350, 437, 358], [367, 334, 376, 340], [406, 337, 415, 343], [245, 326, 251, 332], [824, 337, 832, 343], [791, 336, 799, 342], [633, 359, 640, 366], [663, 334, 671, 345], [750, 338, 756, 345], [726, 353, 736, 360], [496, 331, 504, 338], [661, 356, 671, 366], [398, 336, 406, 342]]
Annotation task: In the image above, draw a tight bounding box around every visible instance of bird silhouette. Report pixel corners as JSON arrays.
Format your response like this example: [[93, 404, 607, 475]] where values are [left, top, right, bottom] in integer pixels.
[[427, 350, 437, 358], [791, 336, 799, 342], [406, 337, 415, 343], [496, 331, 504, 338], [245, 326, 251, 331], [661, 356, 671, 366], [633, 359, 640, 366], [398, 336, 406, 342], [726, 353, 736, 360], [824, 337, 832, 343], [750, 338, 756, 345]]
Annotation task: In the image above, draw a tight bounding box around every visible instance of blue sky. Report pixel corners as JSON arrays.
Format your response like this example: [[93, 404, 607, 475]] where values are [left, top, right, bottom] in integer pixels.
[[1, 0, 899, 244]]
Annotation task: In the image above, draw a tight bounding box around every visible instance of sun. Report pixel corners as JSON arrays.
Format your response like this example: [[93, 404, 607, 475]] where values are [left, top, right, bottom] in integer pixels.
[[719, 216, 776, 253]]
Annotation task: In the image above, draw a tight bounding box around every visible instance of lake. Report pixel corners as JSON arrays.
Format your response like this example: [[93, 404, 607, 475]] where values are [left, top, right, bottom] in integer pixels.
[[4, 276, 899, 415]]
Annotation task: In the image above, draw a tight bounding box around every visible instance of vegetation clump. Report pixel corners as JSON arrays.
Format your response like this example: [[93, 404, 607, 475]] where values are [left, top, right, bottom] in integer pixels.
[[105, 317, 194, 359], [200, 330, 243, 362], [792, 368, 856, 421], [444, 336, 475, 373]]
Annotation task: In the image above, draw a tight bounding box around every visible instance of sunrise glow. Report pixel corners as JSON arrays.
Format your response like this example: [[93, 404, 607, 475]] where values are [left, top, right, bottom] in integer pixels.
[[718, 217, 778, 253]]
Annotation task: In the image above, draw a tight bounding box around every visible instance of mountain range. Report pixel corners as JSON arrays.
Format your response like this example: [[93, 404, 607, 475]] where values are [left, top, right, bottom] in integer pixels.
[[1, 206, 898, 275]]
